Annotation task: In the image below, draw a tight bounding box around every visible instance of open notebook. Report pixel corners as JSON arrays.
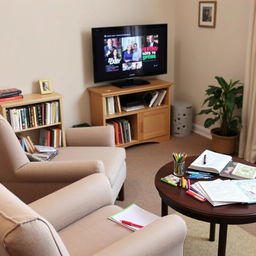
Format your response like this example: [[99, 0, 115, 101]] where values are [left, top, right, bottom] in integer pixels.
[[189, 149, 232, 174], [108, 204, 160, 231]]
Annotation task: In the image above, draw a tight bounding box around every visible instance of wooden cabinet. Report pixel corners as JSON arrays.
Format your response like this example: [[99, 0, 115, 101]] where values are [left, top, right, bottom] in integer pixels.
[[0, 92, 66, 147], [88, 79, 173, 147]]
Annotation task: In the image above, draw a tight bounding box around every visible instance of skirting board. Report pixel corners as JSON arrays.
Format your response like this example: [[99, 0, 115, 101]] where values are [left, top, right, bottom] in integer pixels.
[[192, 123, 211, 139]]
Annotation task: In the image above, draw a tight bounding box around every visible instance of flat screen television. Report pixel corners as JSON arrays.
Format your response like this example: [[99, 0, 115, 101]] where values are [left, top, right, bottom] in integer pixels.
[[91, 24, 167, 87]]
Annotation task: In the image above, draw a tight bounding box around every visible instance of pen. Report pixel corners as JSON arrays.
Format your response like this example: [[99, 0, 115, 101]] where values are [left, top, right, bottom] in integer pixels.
[[185, 190, 207, 202], [121, 220, 144, 228], [188, 176, 213, 180], [203, 154, 207, 164], [186, 171, 212, 176], [160, 178, 177, 187]]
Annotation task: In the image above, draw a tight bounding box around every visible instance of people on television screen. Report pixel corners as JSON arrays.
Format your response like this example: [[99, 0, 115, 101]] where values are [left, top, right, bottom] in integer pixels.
[[132, 43, 142, 61], [104, 38, 116, 58], [108, 48, 121, 65], [147, 35, 158, 47], [123, 44, 133, 63]]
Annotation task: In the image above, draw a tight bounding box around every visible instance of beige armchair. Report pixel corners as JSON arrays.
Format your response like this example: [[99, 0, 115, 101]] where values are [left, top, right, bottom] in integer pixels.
[[0, 115, 126, 203], [0, 173, 187, 256]]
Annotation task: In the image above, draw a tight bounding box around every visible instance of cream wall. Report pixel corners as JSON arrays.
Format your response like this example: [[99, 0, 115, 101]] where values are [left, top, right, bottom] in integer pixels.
[[0, 0, 175, 128], [174, 0, 253, 137]]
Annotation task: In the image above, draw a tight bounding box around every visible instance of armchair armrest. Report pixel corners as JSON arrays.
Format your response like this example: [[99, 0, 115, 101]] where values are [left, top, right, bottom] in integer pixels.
[[65, 126, 115, 147], [94, 215, 187, 256], [15, 160, 104, 182], [30, 173, 113, 231]]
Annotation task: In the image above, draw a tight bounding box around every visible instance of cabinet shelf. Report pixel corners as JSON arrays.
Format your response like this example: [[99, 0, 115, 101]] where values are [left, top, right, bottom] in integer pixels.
[[88, 79, 173, 147], [0, 92, 65, 147]]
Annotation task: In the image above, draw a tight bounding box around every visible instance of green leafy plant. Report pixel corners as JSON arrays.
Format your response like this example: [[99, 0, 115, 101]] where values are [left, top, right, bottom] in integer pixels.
[[198, 76, 244, 136]]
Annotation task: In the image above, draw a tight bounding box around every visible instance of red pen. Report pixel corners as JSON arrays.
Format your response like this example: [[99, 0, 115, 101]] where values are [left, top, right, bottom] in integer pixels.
[[121, 220, 144, 228]]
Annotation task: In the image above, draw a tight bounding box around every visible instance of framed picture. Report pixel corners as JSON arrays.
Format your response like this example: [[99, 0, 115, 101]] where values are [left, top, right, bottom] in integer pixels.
[[39, 80, 53, 94], [198, 1, 217, 28]]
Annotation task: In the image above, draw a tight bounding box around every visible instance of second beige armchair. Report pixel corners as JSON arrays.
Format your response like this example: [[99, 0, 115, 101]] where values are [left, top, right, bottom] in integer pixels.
[[0, 115, 126, 203]]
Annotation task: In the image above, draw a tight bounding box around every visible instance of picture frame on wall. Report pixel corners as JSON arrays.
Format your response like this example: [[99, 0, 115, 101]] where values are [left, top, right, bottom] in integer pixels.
[[39, 80, 53, 94], [198, 1, 217, 28]]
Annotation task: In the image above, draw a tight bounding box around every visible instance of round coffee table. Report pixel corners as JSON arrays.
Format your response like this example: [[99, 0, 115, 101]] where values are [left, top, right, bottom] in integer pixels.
[[155, 156, 256, 256]]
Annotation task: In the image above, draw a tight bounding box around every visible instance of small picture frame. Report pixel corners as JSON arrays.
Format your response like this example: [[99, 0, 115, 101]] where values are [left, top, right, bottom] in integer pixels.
[[198, 1, 217, 28], [39, 80, 53, 94]]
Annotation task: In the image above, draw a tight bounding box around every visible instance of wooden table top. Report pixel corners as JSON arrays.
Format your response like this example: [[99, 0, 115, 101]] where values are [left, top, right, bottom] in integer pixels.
[[155, 156, 256, 224]]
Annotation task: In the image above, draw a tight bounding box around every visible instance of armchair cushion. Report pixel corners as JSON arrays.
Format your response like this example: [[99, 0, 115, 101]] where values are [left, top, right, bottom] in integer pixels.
[[53, 147, 126, 187], [65, 126, 115, 147], [0, 184, 69, 256]]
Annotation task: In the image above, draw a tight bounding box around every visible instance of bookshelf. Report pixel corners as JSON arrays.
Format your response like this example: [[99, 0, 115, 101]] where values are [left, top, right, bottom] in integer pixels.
[[88, 79, 173, 147], [0, 92, 66, 147]]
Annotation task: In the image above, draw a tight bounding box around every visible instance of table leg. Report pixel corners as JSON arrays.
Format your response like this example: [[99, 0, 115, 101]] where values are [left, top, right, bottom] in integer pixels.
[[161, 199, 168, 216], [209, 222, 216, 241], [218, 223, 228, 256]]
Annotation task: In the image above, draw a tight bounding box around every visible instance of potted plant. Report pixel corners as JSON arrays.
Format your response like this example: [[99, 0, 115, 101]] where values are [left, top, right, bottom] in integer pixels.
[[197, 76, 244, 154]]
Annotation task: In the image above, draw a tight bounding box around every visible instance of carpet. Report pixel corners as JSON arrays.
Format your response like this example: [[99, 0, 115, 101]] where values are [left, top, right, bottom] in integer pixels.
[[116, 133, 256, 256]]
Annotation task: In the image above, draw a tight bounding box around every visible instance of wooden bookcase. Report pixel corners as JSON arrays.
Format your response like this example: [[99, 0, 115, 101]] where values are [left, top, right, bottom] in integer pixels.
[[88, 79, 173, 147], [0, 92, 66, 147]]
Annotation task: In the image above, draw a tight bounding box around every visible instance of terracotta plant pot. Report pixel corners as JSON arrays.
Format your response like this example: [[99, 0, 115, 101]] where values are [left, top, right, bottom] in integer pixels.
[[211, 128, 238, 155]]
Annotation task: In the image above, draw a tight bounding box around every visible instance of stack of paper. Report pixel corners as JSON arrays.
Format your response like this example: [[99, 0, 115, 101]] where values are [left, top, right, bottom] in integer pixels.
[[192, 179, 256, 207], [108, 204, 160, 231]]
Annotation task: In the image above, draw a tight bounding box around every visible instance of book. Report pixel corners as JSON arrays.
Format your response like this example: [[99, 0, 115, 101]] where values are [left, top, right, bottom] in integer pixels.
[[122, 104, 145, 112], [35, 145, 57, 153], [106, 96, 115, 114], [194, 179, 256, 205], [0, 95, 23, 102], [188, 149, 232, 174], [148, 91, 159, 107], [0, 88, 22, 98], [220, 162, 256, 179], [108, 204, 160, 231], [156, 89, 167, 106]]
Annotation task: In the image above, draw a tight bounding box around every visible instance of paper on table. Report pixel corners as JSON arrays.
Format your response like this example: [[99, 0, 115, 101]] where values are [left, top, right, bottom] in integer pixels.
[[108, 204, 160, 231]]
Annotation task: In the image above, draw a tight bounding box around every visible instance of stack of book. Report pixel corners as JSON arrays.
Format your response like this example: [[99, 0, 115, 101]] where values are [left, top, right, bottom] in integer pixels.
[[19, 136, 58, 161], [0, 88, 23, 102], [107, 119, 132, 145], [7, 101, 60, 131], [192, 179, 256, 206]]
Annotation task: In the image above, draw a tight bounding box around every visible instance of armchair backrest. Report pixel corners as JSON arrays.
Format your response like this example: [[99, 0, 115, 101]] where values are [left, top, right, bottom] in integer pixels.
[[0, 115, 29, 180], [0, 183, 70, 256]]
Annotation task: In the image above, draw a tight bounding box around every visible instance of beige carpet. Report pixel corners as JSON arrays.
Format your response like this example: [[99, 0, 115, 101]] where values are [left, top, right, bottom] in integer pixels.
[[116, 133, 256, 256]]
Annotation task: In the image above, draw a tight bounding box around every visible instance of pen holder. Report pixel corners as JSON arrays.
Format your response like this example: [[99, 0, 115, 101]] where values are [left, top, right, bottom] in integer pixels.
[[173, 161, 185, 177]]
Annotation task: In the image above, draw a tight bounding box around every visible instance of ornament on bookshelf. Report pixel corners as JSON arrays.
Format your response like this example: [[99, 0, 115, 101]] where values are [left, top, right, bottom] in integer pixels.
[[39, 79, 53, 95]]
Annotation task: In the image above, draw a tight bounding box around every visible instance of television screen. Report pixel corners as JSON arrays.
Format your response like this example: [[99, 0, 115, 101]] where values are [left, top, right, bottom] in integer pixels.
[[91, 24, 167, 87]]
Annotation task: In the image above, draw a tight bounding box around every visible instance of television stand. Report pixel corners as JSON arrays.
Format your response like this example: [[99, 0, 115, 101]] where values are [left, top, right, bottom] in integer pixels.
[[112, 78, 150, 88]]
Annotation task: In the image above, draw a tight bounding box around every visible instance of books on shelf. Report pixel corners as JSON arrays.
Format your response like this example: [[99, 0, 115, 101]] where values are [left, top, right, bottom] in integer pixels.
[[6, 101, 60, 131], [108, 204, 160, 231], [192, 179, 256, 206], [39, 128, 62, 147], [107, 118, 132, 145], [188, 150, 232, 174]]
